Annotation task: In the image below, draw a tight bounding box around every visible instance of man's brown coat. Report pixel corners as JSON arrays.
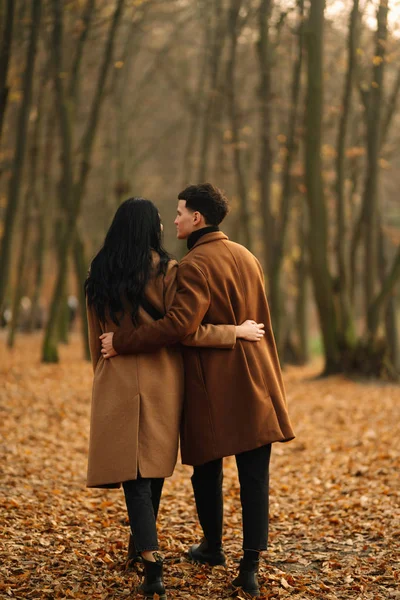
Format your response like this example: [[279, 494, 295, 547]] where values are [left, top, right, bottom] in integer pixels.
[[114, 232, 295, 466]]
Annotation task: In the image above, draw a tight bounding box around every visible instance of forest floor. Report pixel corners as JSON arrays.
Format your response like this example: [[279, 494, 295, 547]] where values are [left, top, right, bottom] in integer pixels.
[[1, 333, 399, 600]]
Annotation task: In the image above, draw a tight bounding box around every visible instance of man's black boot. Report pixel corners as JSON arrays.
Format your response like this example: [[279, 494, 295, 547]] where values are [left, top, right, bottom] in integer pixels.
[[232, 553, 260, 597], [138, 554, 166, 599], [127, 534, 143, 566], [188, 538, 226, 566]]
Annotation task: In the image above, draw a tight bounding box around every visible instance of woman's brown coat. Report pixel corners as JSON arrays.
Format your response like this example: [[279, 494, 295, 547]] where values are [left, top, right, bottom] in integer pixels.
[[86, 255, 235, 487], [113, 232, 295, 466]]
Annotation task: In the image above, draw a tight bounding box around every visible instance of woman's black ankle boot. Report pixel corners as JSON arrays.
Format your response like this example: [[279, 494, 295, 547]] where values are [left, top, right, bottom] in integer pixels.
[[139, 553, 166, 599], [232, 551, 260, 597]]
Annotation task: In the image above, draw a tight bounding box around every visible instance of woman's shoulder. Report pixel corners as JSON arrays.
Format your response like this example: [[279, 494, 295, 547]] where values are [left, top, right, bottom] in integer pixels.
[[163, 259, 178, 285], [166, 258, 178, 271], [150, 251, 177, 274], [149, 250, 172, 262]]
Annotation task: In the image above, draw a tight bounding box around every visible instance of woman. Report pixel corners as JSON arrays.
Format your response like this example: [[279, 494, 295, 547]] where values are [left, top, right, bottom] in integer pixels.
[[85, 198, 263, 599]]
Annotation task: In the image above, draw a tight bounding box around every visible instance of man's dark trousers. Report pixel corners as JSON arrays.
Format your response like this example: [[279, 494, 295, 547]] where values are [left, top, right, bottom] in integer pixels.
[[191, 444, 272, 550]]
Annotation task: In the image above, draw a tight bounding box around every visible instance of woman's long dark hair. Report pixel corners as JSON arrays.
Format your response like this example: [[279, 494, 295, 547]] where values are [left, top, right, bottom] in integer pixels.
[[85, 197, 171, 326]]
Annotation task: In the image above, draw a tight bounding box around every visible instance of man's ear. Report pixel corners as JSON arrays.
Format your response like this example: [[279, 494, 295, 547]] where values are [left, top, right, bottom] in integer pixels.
[[193, 211, 202, 225]]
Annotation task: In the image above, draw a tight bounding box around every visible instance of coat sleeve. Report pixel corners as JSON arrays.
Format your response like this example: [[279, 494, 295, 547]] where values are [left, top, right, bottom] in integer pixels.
[[181, 324, 236, 348], [163, 260, 236, 349], [86, 299, 103, 373], [114, 262, 224, 354]]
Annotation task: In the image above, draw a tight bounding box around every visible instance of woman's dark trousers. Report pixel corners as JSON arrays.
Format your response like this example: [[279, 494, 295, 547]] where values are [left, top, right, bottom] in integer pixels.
[[191, 444, 272, 550], [123, 477, 164, 552]]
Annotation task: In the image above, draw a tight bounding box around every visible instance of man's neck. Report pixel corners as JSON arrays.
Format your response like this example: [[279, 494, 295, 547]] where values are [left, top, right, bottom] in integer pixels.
[[187, 225, 219, 250]]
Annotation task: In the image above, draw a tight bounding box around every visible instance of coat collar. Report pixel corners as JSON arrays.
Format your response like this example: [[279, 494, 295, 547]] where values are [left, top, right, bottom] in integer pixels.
[[187, 226, 220, 250], [187, 230, 228, 251]]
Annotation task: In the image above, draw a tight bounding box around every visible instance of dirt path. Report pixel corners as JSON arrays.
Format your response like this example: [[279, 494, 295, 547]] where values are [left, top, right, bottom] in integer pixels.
[[1, 333, 399, 599]]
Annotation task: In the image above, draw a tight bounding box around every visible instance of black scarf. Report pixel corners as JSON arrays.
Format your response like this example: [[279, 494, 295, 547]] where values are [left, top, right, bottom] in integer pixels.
[[187, 226, 220, 250]]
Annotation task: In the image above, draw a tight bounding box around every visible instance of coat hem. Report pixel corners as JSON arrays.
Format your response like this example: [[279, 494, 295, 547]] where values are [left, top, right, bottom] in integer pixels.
[[86, 468, 175, 489], [181, 434, 295, 467]]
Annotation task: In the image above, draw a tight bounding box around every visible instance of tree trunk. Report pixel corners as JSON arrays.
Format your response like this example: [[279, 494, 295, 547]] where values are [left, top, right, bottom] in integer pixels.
[[42, 0, 74, 362], [334, 0, 359, 348], [0, 0, 41, 313], [296, 202, 310, 364], [380, 65, 400, 149], [112, 13, 143, 205], [268, 0, 304, 352], [385, 296, 399, 373], [256, 0, 274, 277], [73, 0, 125, 210], [348, 112, 363, 301], [73, 231, 90, 361], [368, 244, 400, 338], [8, 69, 46, 346], [198, 0, 226, 182], [0, 0, 14, 145], [377, 225, 399, 372], [42, 0, 102, 356], [182, 9, 209, 186], [226, 0, 252, 251], [29, 106, 56, 332], [68, 0, 95, 108], [363, 1, 388, 330], [304, 0, 340, 374], [349, 192, 364, 302], [7, 189, 31, 347], [42, 0, 125, 362]]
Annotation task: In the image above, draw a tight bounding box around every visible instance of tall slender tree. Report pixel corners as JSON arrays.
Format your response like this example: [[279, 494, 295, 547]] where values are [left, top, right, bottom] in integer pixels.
[[363, 0, 389, 330], [334, 0, 359, 348], [29, 106, 56, 333], [0, 0, 14, 146], [226, 0, 252, 251], [304, 0, 340, 373], [259, 0, 304, 353], [0, 0, 41, 313], [42, 0, 125, 362], [256, 0, 274, 277], [198, 0, 226, 182], [7, 69, 48, 347]]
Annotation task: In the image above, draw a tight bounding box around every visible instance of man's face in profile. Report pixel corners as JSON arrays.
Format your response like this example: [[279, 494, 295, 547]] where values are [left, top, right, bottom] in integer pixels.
[[174, 200, 198, 239]]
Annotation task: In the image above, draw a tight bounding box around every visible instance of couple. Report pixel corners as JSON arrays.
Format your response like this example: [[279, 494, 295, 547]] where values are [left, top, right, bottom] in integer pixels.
[[85, 183, 295, 599]]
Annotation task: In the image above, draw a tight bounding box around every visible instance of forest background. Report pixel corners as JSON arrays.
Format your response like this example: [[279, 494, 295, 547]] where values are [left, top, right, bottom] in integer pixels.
[[0, 0, 400, 378]]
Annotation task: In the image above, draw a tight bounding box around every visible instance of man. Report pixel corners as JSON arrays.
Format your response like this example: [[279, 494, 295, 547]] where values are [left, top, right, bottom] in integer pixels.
[[101, 183, 295, 597]]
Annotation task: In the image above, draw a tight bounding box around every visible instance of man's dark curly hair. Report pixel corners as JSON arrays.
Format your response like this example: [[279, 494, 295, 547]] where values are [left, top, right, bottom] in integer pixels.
[[178, 183, 229, 226]]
